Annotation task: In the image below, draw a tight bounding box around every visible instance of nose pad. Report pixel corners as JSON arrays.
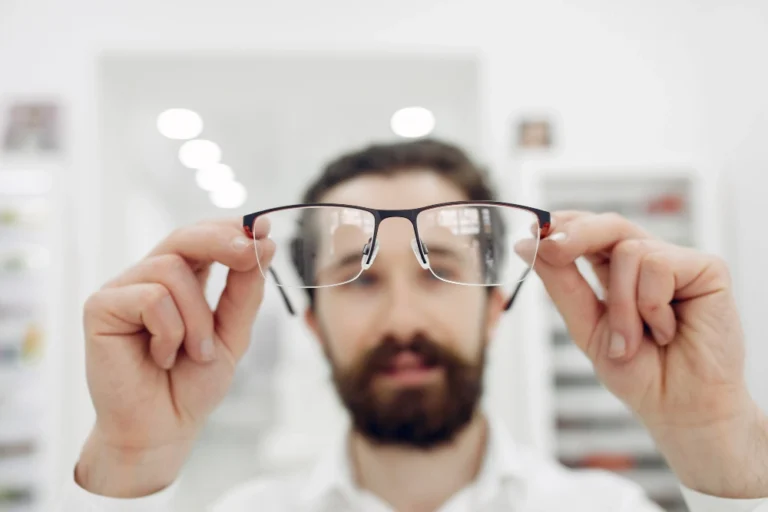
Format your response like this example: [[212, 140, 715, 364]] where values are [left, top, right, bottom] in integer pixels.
[[410, 238, 430, 269], [361, 238, 379, 270]]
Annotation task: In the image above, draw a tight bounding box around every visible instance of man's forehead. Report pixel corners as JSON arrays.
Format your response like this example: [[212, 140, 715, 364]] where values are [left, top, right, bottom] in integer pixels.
[[318, 168, 468, 210]]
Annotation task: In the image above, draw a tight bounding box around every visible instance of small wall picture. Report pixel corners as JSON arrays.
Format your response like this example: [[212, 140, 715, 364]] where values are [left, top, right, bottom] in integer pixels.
[[1, 101, 61, 155], [515, 116, 554, 152]]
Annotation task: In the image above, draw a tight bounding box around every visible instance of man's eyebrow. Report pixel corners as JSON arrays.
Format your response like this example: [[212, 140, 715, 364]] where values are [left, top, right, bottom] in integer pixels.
[[318, 251, 363, 270], [423, 244, 469, 261]]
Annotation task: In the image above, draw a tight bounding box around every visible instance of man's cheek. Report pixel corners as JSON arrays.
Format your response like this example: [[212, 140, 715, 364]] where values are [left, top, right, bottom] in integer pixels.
[[326, 339, 364, 374]]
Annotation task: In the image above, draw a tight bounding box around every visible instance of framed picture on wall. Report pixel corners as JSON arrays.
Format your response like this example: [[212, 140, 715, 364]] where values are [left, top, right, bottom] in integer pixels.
[[512, 111, 560, 154], [1, 101, 61, 156]]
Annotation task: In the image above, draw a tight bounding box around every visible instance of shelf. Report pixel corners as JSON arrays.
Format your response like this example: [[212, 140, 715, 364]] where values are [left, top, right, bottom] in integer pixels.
[[556, 425, 659, 459], [0, 161, 62, 512], [0, 439, 36, 459], [0, 485, 36, 510], [621, 469, 684, 501], [555, 383, 633, 421], [0, 455, 40, 487], [560, 452, 669, 471]]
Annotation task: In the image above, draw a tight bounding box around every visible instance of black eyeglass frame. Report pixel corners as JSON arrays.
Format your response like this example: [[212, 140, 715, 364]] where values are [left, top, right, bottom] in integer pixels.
[[243, 201, 552, 316]]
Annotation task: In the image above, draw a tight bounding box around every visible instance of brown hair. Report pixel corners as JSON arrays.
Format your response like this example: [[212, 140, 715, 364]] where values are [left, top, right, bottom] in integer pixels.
[[301, 138, 498, 204], [293, 138, 500, 306]]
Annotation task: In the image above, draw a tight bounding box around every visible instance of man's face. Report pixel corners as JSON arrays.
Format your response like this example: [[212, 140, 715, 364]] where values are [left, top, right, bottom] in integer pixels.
[[304, 169, 505, 449]]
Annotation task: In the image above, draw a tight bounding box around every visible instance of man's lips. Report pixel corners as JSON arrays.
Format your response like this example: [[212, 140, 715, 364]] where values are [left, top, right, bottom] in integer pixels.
[[377, 352, 442, 385], [383, 352, 432, 372]]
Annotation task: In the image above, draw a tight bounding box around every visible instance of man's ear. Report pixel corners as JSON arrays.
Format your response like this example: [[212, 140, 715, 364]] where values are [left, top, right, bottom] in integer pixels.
[[485, 288, 505, 342]]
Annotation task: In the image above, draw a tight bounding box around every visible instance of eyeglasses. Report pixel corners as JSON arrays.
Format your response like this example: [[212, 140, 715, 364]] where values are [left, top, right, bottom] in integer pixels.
[[242, 201, 552, 315]]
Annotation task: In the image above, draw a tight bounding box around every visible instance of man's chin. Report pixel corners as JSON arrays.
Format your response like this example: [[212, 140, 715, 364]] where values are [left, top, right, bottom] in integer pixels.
[[353, 404, 475, 450]]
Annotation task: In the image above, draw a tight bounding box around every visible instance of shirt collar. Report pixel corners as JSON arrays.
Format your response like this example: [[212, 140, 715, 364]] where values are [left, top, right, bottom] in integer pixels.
[[299, 409, 527, 508]]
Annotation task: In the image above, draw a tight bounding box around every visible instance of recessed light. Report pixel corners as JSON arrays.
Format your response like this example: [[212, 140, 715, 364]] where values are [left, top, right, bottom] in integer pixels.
[[210, 181, 247, 209], [390, 107, 435, 138], [195, 163, 234, 191], [178, 139, 222, 169], [157, 109, 203, 140]]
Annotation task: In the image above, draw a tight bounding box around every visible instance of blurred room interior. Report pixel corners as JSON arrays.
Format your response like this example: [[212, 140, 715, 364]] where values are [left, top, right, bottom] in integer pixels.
[[1, 1, 768, 511]]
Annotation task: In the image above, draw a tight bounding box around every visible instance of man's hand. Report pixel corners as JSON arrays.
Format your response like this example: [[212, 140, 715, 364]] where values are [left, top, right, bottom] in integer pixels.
[[530, 211, 768, 499], [76, 217, 274, 498]]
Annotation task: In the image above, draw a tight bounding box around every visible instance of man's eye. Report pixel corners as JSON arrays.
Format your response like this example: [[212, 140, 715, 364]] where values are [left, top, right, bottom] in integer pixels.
[[428, 267, 454, 281], [350, 274, 378, 287]]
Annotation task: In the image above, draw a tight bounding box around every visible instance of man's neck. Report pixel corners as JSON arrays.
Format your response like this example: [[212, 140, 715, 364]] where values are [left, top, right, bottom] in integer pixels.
[[350, 412, 489, 512]]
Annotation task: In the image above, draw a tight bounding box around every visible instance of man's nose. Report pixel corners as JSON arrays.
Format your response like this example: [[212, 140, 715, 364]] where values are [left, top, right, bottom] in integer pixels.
[[378, 276, 430, 343]]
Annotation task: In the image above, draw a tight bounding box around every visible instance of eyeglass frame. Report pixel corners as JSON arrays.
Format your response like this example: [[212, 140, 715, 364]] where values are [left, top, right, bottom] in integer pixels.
[[242, 200, 552, 316]]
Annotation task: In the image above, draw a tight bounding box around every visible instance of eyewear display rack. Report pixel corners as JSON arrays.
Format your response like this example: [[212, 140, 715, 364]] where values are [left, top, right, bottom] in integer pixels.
[[518, 160, 722, 512], [0, 161, 61, 512]]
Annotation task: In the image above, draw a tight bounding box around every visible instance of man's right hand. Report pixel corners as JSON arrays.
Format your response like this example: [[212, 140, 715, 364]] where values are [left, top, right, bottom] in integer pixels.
[[75, 218, 274, 498]]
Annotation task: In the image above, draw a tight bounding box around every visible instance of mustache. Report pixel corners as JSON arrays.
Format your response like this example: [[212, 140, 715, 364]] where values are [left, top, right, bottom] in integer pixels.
[[361, 334, 456, 374]]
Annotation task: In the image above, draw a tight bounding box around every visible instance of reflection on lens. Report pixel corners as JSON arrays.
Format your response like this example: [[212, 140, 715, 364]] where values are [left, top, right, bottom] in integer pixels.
[[416, 204, 539, 286], [249, 206, 376, 288]]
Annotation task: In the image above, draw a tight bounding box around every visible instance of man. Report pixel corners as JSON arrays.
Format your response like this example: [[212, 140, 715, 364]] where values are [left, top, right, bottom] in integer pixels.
[[57, 139, 768, 511]]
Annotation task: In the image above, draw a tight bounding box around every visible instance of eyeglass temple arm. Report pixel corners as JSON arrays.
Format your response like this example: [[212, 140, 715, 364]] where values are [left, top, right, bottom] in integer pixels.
[[269, 268, 296, 316], [503, 219, 552, 312], [503, 272, 527, 312], [243, 222, 296, 316]]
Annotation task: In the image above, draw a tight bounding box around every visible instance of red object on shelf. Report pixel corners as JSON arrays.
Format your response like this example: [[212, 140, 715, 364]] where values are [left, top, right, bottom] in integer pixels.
[[646, 194, 685, 214], [579, 453, 635, 470]]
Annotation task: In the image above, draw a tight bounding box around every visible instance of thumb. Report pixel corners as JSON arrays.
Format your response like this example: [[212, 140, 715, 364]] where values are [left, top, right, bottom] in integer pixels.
[[214, 238, 276, 361]]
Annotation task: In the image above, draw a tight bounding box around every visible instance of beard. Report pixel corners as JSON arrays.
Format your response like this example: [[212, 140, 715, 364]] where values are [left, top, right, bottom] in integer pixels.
[[326, 333, 486, 450]]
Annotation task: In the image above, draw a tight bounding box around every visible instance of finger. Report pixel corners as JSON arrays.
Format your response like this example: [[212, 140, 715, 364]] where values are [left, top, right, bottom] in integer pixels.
[[103, 254, 216, 364], [637, 250, 677, 345], [247, 215, 271, 239], [533, 255, 604, 358], [85, 284, 185, 370], [668, 249, 731, 301], [517, 210, 592, 262], [537, 212, 653, 268], [526, 210, 587, 238], [549, 210, 593, 230], [214, 238, 277, 362], [148, 219, 258, 274], [606, 240, 649, 360]]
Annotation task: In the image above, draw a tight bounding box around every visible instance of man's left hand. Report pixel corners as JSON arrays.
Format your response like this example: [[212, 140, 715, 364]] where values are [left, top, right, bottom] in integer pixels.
[[532, 211, 768, 499]]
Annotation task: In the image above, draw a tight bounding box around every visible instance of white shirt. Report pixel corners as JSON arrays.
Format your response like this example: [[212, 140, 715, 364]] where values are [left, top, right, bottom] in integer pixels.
[[56, 413, 768, 512]]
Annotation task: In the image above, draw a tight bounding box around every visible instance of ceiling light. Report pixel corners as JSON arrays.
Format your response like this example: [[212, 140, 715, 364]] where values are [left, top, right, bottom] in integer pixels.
[[195, 163, 234, 191], [210, 181, 247, 209], [157, 109, 203, 140], [178, 139, 221, 169], [390, 106, 435, 138]]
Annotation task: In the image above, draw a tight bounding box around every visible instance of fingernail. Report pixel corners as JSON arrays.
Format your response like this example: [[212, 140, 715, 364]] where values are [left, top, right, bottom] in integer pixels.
[[549, 231, 567, 242], [232, 236, 252, 251], [201, 338, 216, 361], [164, 352, 177, 369], [609, 332, 626, 359]]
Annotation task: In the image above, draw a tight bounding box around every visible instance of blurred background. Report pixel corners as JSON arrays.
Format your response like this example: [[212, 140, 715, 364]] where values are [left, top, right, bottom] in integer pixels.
[[1, 0, 767, 511]]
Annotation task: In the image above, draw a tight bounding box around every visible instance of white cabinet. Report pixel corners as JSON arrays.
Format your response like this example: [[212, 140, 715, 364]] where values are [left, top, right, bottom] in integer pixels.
[[0, 165, 60, 511], [518, 161, 722, 512]]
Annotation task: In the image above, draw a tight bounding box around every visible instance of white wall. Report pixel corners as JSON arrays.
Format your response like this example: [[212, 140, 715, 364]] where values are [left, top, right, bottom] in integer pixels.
[[2, 0, 768, 492]]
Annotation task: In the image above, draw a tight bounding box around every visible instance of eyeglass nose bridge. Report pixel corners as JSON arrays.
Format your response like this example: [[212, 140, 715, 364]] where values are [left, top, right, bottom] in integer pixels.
[[360, 236, 430, 270], [360, 211, 430, 271]]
